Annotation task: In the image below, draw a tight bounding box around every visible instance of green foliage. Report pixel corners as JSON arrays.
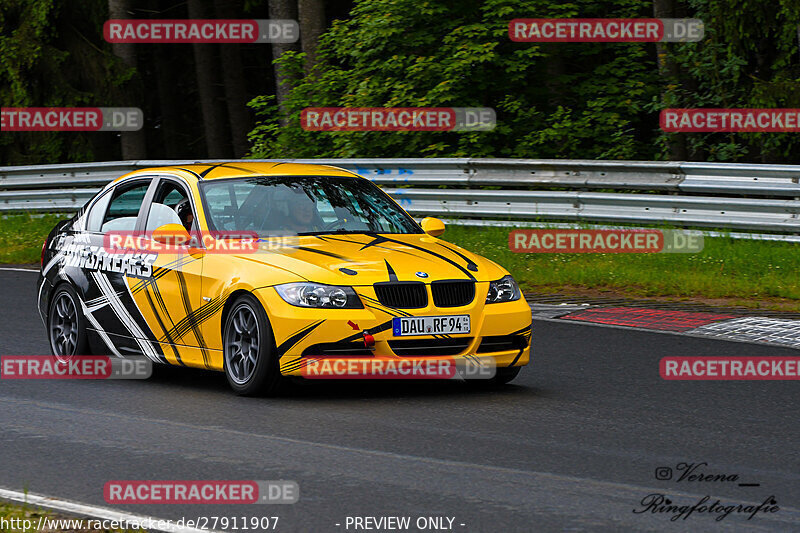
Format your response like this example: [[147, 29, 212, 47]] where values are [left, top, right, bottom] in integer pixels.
[[0, 0, 129, 164], [1, 0, 798, 164], [249, 0, 663, 159], [249, 0, 800, 162], [645, 0, 800, 161], [0, 0, 77, 163], [444, 224, 800, 307]]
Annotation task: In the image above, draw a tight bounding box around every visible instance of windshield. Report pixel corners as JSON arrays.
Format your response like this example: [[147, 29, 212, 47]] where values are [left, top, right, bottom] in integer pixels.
[[199, 175, 422, 237]]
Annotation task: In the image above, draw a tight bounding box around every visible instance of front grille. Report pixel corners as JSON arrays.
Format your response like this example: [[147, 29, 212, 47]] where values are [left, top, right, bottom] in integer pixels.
[[374, 282, 427, 309], [388, 337, 473, 356], [302, 342, 373, 357], [476, 335, 528, 353], [431, 280, 475, 307]]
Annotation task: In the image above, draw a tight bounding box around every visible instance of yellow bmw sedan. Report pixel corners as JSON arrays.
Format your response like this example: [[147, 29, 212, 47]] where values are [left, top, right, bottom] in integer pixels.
[[38, 162, 531, 394]]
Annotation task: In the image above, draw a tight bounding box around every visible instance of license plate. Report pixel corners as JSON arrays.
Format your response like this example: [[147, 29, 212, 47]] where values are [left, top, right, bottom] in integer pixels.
[[392, 315, 471, 336]]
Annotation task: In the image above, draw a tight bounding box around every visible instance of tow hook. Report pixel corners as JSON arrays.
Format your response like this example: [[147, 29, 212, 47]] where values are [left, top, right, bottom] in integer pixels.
[[362, 331, 375, 349]]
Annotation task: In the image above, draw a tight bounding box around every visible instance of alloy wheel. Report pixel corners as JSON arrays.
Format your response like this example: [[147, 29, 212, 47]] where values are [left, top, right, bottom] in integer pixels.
[[225, 304, 260, 384], [50, 291, 78, 360]]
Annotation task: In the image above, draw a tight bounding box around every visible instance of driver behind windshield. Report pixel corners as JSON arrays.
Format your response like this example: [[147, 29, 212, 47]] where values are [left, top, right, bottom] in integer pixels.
[[279, 188, 323, 234]]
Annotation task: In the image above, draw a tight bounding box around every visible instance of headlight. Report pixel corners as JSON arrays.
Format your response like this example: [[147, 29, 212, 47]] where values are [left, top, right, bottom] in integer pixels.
[[486, 275, 521, 303], [275, 282, 363, 309]]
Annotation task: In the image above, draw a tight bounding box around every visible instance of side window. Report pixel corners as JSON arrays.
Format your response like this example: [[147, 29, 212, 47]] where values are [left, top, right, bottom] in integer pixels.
[[162, 188, 186, 208], [85, 190, 113, 232], [146, 180, 192, 231], [101, 181, 150, 232]]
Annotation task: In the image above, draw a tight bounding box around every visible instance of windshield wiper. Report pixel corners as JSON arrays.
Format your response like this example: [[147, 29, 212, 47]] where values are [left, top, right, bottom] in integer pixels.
[[297, 229, 380, 236]]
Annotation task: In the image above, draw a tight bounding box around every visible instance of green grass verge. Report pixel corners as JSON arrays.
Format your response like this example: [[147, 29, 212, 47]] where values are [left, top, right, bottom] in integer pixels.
[[0, 500, 50, 533], [0, 214, 65, 264], [443, 225, 800, 310], [1, 214, 797, 310], [0, 499, 140, 532]]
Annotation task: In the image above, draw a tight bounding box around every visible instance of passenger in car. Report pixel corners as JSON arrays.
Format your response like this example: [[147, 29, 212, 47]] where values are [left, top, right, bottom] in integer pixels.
[[176, 199, 194, 231]]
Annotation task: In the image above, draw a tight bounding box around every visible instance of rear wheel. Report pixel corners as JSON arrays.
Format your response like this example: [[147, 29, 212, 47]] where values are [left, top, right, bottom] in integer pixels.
[[48, 285, 89, 361], [223, 294, 280, 396]]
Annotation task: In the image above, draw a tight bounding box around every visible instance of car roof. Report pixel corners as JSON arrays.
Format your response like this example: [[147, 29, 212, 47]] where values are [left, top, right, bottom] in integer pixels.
[[113, 161, 360, 184]]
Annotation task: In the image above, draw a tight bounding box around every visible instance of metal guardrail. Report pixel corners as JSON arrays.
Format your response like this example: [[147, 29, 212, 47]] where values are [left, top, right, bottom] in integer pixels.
[[1, 159, 798, 236]]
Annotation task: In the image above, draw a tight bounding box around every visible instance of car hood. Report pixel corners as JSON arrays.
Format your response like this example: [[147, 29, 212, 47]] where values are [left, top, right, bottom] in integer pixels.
[[245, 233, 507, 286]]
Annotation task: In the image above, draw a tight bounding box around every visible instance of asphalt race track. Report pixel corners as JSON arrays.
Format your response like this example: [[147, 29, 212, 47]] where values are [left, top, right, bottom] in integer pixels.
[[1, 270, 798, 532]]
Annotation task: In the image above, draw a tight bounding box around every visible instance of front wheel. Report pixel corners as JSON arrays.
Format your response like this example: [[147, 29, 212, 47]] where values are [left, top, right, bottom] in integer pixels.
[[48, 284, 90, 361], [223, 294, 280, 396]]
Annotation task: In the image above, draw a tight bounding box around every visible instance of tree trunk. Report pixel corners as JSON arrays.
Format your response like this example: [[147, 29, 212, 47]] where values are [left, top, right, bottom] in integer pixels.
[[544, 47, 564, 109], [187, 0, 231, 158], [268, 0, 300, 126], [152, 44, 185, 157], [108, 0, 147, 159], [147, 0, 183, 157], [298, 0, 326, 73], [797, 25, 800, 58], [653, 0, 688, 161], [214, 0, 251, 157]]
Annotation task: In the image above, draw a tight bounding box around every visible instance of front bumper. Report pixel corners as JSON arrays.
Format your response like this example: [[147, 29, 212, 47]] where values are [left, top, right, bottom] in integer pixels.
[[253, 283, 532, 377]]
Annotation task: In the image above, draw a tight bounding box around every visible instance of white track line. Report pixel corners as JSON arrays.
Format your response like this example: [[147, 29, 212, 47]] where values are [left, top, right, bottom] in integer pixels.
[[533, 315, 800, 351], [0, 487, 223, 533], [0, 267, 38, 272]]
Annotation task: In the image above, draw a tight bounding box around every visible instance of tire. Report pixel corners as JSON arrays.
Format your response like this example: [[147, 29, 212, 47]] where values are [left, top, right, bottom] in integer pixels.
[[48, 284, 90, 361], [222, 294, 280, 396]]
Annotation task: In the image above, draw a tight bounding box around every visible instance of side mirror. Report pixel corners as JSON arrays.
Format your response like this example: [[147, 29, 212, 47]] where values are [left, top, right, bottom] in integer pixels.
[[421, 217, 445, 237], [152, 223, 191, 246]]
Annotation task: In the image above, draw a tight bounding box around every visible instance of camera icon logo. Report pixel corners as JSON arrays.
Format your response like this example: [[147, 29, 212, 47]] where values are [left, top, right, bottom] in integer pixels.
[[655, 467, 673, 480]]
